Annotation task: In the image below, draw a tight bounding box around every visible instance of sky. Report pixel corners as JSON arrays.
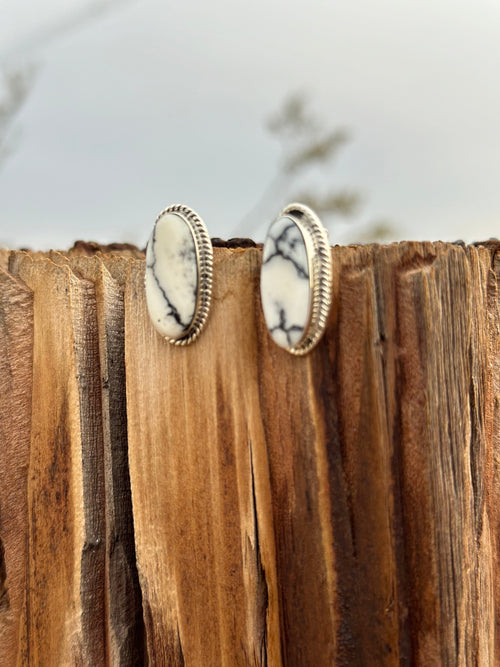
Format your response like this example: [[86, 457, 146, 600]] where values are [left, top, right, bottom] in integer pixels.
[[1, 0, 500, 249]]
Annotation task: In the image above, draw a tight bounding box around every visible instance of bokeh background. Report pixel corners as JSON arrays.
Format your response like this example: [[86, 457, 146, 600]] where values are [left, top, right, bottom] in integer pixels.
[[1, 0, 500, 250]]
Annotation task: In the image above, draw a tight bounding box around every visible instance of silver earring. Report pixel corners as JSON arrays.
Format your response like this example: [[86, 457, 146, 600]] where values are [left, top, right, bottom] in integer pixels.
[[260, 202, 332, 355], [145, 204, 213, 345]]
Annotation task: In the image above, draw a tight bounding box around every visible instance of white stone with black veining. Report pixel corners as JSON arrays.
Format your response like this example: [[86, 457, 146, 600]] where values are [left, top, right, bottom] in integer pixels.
[[145, 212, 198, 339], [260, 215, 311, 348]]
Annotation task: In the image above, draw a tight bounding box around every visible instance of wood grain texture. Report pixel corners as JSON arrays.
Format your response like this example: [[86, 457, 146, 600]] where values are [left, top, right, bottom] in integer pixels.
[[484, 245, 500, 663], [125, 249, 282, 666], [49, 252, 144, 665], [0, 249, 8, 271], [0, 268, 33, 666], [8, 253, 106, 665], [123, 241, 499, 665], [0, 241, 498, 665]]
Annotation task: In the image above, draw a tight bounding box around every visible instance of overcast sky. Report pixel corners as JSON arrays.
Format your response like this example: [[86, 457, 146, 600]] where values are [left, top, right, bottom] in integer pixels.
[[1, 0, 500, 249]]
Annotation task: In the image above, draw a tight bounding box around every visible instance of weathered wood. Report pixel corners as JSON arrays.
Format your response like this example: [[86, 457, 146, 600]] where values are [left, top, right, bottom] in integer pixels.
[[124, 242, 499, 665], [125, 249, 283, 665], [49, 252, 144, 664], [0, 241, 499, 665], [8, 253, 106, 664], [484, 246, 500, 662], [0, 267, 33, 665], [0, 250, 8, 271]]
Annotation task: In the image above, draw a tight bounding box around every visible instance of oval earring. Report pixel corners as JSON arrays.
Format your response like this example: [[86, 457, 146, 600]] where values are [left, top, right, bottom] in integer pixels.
[[145, 204, 213, 345], [260, 202, 332, 355]]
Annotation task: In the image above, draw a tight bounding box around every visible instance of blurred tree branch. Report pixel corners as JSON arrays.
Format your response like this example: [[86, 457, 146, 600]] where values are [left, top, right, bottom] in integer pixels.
[[0, 66, 37, 166], [0, 0, 132, 169], [353, 220, 395, 244], [295, 190, 361, 218], [236, 92, 396, 243], [235, 93, 363, 236]]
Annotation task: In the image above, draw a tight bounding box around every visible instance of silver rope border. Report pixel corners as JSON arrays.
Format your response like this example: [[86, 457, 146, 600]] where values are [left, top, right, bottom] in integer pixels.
[[155, 204, 213, 346], [278, 202, 333, 356]]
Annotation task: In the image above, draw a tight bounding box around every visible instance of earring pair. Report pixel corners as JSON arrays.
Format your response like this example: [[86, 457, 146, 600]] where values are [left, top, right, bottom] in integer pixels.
[[145, 203, 332, 355]]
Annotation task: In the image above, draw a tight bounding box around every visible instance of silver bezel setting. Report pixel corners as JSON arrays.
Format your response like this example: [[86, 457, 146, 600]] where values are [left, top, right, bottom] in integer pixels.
[[150, 204, 213, 346], [276, 203, 332, 355]]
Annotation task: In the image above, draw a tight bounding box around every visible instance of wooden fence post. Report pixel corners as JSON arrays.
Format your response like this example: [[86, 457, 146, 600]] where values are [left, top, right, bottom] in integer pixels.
[[0, 241, 499, 665]]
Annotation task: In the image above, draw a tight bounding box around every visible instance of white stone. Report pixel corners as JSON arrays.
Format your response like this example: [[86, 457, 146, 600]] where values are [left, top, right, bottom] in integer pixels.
[[145, 212, 198, 339], [260, 215, 311, 348]]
